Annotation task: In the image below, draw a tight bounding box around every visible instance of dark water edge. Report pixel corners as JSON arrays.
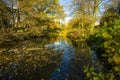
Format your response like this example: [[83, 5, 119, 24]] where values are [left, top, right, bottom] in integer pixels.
[[0, 36, 102, 80]]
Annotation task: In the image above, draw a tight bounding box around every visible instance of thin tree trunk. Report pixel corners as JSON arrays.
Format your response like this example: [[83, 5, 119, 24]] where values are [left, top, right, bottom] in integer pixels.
[[90, 0, 99, 34], [17, 1, 20, 28], [11, 0, 15, 28]]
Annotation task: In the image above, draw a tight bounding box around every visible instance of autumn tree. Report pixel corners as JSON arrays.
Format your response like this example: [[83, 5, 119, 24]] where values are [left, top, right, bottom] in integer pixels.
[[0, 0, 64, 35], [70, 0, 101, 34], [0, 0, 13, 32]]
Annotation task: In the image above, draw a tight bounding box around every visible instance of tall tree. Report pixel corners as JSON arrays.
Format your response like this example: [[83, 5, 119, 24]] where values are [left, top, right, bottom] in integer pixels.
[[0, 0, 12, 32], [12, 0, 65, 32], [70, 0, 104, 34]]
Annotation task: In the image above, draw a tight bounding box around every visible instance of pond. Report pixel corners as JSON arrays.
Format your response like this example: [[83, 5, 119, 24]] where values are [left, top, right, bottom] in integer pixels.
[[0, 36, 101, 80]]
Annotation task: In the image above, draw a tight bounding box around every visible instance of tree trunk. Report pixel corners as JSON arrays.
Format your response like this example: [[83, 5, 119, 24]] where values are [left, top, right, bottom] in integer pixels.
[[17, 1, 20, 28], [90, 0, 99, 34]]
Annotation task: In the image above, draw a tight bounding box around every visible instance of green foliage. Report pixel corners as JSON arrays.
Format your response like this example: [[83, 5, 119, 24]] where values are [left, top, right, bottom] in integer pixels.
[[0, 0, 65, 41], [84, 66, 105, 80], [67, 15, 92, 42], [86, 10, 120, 80]]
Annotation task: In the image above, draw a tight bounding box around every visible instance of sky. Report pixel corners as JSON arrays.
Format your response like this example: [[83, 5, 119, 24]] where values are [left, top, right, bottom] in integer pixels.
[[59, 0, 114, 25], [59, 0, 73, 24]]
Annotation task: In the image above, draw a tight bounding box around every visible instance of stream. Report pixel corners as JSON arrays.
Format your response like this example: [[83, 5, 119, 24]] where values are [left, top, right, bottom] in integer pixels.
[[0, 37, 101, 80]]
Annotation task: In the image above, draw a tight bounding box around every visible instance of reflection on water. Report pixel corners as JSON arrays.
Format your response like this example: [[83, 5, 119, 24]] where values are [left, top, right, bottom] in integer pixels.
[[49, 40, 76, 80], [0, 37, 101, 80]]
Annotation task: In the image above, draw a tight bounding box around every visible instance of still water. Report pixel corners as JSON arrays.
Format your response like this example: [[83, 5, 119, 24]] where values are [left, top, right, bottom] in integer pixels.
[[0, 37, 100, 80]]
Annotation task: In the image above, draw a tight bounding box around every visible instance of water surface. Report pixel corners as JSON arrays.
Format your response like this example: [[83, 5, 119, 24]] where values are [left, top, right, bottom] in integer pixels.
[[0, 37, 100, 80]]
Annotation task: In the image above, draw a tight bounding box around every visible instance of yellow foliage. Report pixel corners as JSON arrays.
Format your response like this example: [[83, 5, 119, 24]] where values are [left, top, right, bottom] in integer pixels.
[[113, 55, 120, 64], [102, 32, 112, 39], [49, 22, 58, 29]]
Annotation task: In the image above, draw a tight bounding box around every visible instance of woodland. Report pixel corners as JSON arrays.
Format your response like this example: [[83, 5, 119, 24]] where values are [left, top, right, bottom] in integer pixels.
[[0, 0, 120, 80]]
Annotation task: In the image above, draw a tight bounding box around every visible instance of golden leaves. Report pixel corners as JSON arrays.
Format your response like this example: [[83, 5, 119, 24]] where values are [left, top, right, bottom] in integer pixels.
[[113, 55, 120, 64], [102, 32, 112, 39]]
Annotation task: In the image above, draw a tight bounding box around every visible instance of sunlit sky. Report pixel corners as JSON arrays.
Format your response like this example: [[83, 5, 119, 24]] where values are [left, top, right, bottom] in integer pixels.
[[59, 0, 73, 24], [59, 0, 112, 24]]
